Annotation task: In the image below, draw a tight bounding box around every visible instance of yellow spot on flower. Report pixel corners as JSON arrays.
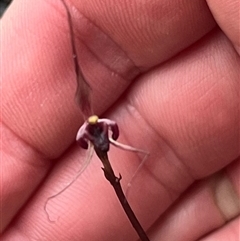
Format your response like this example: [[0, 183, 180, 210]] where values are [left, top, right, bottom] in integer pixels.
[[88, 115, 99, 125]]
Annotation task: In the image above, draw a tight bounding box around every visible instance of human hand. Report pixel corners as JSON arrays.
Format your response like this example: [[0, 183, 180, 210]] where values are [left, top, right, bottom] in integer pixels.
[[1, 0, 239, 240]]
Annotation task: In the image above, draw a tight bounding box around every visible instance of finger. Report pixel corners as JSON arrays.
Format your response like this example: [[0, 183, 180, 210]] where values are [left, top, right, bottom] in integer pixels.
[[206, 0, 240, 55], [199, 218, 240, 241], [116, 29, 239, 182], [73, 0, 216, 69], [148, 158, 240, 240], [0, 123, 52, 232]]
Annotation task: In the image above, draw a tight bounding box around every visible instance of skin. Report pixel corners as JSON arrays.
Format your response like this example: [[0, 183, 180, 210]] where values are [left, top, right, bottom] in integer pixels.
[[1, 0, 239, 240]]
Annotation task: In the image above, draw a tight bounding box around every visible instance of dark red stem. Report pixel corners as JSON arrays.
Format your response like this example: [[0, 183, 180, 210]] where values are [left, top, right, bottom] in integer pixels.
[[95, 149, 150, 241]]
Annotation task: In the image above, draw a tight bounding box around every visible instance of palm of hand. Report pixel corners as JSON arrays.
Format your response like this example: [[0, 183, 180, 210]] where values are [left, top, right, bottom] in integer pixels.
[[1, 0, 239, 240]]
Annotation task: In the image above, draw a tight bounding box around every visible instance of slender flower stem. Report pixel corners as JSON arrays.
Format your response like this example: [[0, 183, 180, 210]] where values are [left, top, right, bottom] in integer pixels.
[[60, 0, 151, 240], [95, 148, 150, 241]]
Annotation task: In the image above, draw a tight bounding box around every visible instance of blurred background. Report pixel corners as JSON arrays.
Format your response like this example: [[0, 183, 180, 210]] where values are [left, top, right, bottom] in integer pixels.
[[0, 0, 12, 17]]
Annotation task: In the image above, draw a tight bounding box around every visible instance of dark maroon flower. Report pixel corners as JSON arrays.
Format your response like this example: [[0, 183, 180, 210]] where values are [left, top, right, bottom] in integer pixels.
[[76, 115, 119, 152]]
